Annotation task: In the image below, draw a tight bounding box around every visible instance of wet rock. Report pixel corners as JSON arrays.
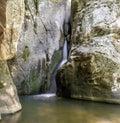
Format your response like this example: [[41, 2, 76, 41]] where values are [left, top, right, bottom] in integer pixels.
[[56, 0, 120, 103]]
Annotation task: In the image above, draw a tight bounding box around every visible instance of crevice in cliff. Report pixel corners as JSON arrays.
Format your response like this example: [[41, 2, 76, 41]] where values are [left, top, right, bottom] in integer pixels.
[[48, 0, 72, 93], [25, 0, 39, 15], [24, 0, 39, 34], [48, 30, 71, 93], [39, 17, 54, 50]]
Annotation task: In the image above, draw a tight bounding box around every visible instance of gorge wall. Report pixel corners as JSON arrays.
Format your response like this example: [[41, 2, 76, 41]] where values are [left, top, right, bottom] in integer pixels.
[[0, 0, 24, 119], [56, 0, 120, 103], [8, 0, 71, 94], [1, 0, 120, 119]]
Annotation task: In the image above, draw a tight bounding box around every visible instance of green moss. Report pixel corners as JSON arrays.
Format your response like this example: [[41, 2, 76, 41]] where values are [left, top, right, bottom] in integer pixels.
[[33, 0, 39, 14], [50, 50, 61, 72], [0, 82, 4, 89], [24, 0, 29, 10], [51, 0, 59, 3], [24, 0, 39, 14], [21, 46, 30, 61], [5, 67, 10, 75]]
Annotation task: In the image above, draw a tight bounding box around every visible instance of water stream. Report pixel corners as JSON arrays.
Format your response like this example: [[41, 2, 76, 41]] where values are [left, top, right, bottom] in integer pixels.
[[59, 39, 68, 68], [1, 95, 120, 123], [49, 39, 68, 93]]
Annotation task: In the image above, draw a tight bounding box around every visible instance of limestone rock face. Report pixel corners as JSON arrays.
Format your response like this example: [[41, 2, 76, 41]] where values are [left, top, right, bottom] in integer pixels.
[[0, 62, 22, 114], [8, 0, 71, 94], [56, 0, 120, 103], [0, 0, 24, 60], [0, 0, 24, 118]]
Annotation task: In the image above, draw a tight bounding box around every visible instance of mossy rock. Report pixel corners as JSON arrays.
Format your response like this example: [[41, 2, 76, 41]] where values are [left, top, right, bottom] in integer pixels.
[[21, 46, 30, 61], [0, 82, 4, 89], [51, 0, 59, 3], [49, 50, 62, 73]]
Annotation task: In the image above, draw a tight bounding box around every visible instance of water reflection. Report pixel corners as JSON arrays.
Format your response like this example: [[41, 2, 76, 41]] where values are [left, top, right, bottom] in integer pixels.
[[1, 112, 21, 123], [1, 94, 120, 123]]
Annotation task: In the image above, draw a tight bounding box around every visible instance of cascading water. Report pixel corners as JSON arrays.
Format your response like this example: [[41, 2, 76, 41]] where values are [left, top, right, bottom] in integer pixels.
[[48, 39, 68, 93], [47, 0, 71, 94], [59, 39, 68, 68]]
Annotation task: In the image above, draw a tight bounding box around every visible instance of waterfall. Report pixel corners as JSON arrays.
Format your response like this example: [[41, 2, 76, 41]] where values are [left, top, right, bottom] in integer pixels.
[[59, 39, 68, 68], [47, 0, 71, 94], [48, 39, 68, 93]]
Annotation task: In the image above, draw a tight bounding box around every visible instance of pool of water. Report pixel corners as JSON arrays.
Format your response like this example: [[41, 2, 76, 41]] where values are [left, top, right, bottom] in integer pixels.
[[1, 94, 120, 123]]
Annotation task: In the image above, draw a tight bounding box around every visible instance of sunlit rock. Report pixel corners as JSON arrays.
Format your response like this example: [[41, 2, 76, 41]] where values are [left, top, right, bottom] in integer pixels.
[[0, 61, 22, 115], [56, 0, 120, 103], [0, 0, 24, 60], [0, 0, 24, 119]]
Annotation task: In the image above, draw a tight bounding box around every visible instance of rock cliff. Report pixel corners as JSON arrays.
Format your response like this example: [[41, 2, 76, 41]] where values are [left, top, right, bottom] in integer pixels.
[[0, 0, 24, 119], [56, 0, 120, 103], [8, 0, 71, 94], [1, 1, 120, 117]]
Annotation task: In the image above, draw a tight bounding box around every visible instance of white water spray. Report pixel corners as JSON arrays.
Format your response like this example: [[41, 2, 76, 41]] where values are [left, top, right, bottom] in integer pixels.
[[32, 93, 56, 99]]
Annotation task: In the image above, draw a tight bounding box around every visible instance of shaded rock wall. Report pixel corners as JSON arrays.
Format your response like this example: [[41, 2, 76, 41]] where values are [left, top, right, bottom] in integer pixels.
[[8, 0, 71, 94], [0, 0, 24, 119], [56, 0, 120, 103]]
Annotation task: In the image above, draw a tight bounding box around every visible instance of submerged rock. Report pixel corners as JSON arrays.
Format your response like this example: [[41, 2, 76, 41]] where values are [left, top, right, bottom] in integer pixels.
[[56, 0, 120, 103]]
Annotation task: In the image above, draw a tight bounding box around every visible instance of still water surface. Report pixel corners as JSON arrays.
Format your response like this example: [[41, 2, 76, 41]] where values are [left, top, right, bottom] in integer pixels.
[[1, 94, 120, 123]]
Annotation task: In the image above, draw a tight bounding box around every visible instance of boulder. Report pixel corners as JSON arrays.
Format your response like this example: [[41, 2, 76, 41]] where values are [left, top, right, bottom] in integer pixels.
[[56, 0, 120, 103]]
